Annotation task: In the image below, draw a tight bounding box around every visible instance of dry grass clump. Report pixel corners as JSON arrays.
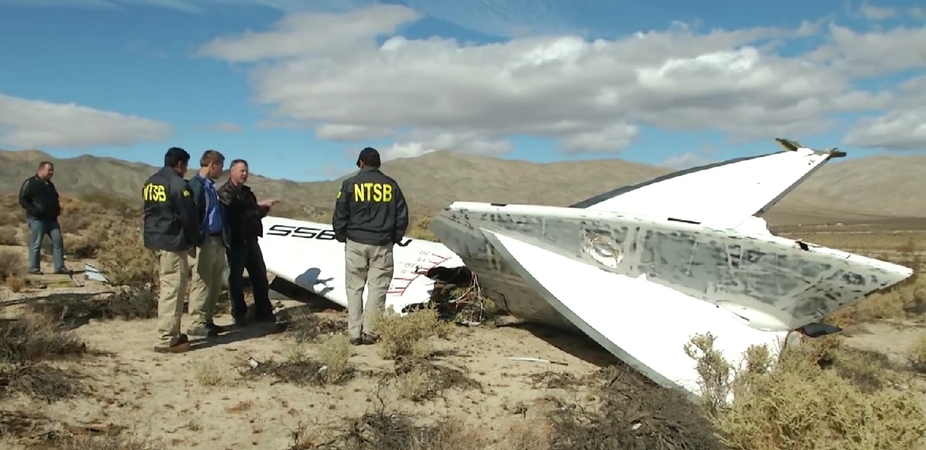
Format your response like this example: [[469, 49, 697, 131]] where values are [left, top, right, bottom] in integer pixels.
[[25, 432, 163, 450], [406, 217, 437, 241], [0, 226, 20, 246], [686, 332, 926, 450], [391, 355, 482, 402], [0, 314, 93, 403], [245, 336, 356, 386], [290, 397, 486, 450], [26, 288, 158, 330], [95, 223, 157, 288], [374, 306, 455, 360], [908, 332, 926, 374], [285, 310, 348, 343], [0, 249, 25, 286], [544, 364, 724, 450]]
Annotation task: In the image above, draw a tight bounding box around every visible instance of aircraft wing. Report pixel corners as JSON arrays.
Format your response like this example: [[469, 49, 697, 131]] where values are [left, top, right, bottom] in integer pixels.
[[479, 227, 790, 397], [570, 138, 846, 230]]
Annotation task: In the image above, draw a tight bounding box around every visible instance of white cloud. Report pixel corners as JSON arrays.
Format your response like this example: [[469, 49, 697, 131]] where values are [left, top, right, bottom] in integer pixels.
[[0, 93, 173, 149], [857, 3, 897, 20], [844, 76, 926, 150], [192, 5, 925, 155], [806, 23, 926, 77]]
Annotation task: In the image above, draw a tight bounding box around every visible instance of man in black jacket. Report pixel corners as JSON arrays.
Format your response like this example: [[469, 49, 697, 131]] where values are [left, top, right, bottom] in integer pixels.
[[143, 147, 200, 353], [18, 161, 67, 275], [217, 159, 277, 326], [332, 147, 409, 345]]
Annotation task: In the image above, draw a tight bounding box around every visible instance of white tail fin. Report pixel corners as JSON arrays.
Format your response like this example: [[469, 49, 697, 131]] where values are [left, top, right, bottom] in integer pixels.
[[571, 138, 845, 230]]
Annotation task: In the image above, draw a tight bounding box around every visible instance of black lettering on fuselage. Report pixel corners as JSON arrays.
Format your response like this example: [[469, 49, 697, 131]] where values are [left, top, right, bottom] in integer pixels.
[[266, 224, 412, 247], [353, 182, 392, 202]]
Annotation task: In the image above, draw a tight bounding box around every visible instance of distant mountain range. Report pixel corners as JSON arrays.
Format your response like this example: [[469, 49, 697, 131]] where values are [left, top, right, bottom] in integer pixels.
[[2, 148, 924, 227]]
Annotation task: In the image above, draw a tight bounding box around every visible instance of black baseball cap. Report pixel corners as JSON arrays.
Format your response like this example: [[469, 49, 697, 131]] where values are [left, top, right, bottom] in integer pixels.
[[356, 147, 381, 168]]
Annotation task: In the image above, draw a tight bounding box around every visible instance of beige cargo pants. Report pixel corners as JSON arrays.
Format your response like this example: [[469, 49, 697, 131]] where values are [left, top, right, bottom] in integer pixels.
[[156, 249, 190, 346], [188, 235, 227, 329], [345, 239, 395, 340]]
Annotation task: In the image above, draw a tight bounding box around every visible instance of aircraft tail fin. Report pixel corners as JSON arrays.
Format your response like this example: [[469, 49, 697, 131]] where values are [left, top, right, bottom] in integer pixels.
[[571, 138, 845, 230]]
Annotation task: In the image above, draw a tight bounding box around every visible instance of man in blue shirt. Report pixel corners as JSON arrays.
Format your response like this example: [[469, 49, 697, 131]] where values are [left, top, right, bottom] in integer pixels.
[[187, 150, 232, 338]]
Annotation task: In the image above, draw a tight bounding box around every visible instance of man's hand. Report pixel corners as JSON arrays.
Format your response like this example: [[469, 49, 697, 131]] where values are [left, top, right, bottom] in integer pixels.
[[257, 199, 278, 208]]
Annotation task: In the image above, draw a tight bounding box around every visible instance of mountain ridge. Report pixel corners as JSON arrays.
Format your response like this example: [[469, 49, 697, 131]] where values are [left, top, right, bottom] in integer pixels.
[[2, 148, 924, 226]]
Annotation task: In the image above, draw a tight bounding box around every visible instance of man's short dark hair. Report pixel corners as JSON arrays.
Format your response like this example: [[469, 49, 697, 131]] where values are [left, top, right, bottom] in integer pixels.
[[37, 161, 53, 169], [230, 159, 248, 169], [164, 147, 191, 168], [357, 147, 381, 168], [200, 150, 225, 167]]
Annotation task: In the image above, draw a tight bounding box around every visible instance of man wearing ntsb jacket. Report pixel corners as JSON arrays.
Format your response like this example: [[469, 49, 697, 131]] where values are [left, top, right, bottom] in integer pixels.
[[332, 147, 409, 346], [142, 147, 200, 353], [187, 150, 232, 338]]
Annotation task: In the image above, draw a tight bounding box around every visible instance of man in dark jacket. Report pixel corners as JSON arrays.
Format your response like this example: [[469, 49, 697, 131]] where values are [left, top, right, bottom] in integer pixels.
[[18, 161, 67, 275], [217, 159, 277, 326], [186, 150, 232, 338], [143, 147, 200, 353], [332, 147, 409, 345]]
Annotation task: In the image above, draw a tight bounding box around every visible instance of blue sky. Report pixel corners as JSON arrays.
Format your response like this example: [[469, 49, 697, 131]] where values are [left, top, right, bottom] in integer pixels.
[[0, 0, 923, 181]]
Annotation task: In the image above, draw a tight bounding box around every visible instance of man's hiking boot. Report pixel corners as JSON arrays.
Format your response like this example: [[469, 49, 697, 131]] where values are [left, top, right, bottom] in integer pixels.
[[153, 334, 190, 353]]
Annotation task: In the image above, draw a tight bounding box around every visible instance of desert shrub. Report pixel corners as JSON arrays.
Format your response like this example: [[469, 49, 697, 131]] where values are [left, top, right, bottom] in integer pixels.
[[290, 400, 486, 450], [374, 306, 455, 359], [687, 332, 926, 450], [26, 288, 158, 329], [318, 335, 353, 384], [285, 310, 347, 343], [0, 226, 19, 246], [0, 211, 19, 228], [0, 250, 25, 282], [95, 223, 157, 287], [908, 332, 926, 374], [77, 190, 139, 217], [0, 314, 91, 402], [406, 216, 437, 241], [245, 339, 356, 387], [548, 364, 725, 450], [392, 356, 481, 402]]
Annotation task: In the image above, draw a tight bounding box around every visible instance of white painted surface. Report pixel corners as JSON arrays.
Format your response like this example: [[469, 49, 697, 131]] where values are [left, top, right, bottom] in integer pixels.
[[258, 216, 463, 314], [583, 148, 836, 230], [482, 228, 790, 396]]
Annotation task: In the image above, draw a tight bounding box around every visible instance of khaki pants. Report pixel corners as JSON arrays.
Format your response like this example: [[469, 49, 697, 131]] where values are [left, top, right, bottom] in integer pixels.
[[345, 239, 395, 340], [156, 249, 190, 345], [188, 236, 227, 329]]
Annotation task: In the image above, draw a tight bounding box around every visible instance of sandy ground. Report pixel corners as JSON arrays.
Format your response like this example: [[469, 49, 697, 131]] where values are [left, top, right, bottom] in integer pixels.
[[2, 244, 926, 449], [0, 249, 616, 449]]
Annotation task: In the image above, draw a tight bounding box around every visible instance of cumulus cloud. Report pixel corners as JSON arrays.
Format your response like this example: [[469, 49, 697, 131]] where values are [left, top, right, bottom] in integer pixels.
[[0, 93, 173, 149], [844, 76, 926, 150], [856, 3, 897, 20], [193, 4, 924, 155], [806, 24, 926, 78]]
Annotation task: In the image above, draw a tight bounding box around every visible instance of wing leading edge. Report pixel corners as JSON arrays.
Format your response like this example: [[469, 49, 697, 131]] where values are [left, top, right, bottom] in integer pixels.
[[479, 227, 790, 398], [571, 138, 846, 230]]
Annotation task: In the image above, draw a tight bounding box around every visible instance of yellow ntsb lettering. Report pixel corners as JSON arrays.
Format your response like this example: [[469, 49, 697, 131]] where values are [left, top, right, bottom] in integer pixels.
[[353, 182, 392, 202], [143, 183, 167, 202]]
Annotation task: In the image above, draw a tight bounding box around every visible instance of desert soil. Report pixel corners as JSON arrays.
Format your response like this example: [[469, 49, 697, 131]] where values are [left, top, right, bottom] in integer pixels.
[[1, 242, 925, 449]]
